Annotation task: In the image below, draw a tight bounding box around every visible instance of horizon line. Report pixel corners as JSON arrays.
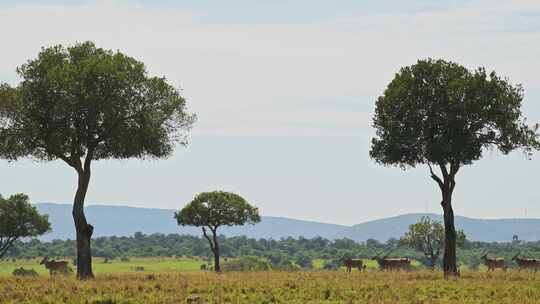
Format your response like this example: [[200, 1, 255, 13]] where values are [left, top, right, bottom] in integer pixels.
[[34, 202, 540, 225]]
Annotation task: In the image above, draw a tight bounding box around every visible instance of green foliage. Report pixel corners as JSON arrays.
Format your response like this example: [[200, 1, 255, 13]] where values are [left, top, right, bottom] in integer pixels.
[[12, 267, 38, 277], [6, 233, 540, 271], [175, 191, 260, 272], [0, 41, 196, 277], [322, 259, 341, 271], [266, 252, 301, 271], [0, 194, 50, 258], [175, 191, 260, 229], [370, 58, 540, 169], [0, 41, 196, 163], [400, 216, 466, 268], [294, 252, 313, 269], [370, 58, 540, 272], [222, 256, 270, 272]]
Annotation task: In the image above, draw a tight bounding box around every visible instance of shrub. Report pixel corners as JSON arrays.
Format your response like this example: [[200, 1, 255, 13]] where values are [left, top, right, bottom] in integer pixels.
[[323, 259, 341, 271], [294, 253, 313, 269], [12, 267, 38, 277], [133, 266, 145, 272], [222, 257, 270, 272], [272, 260, 301, 272]]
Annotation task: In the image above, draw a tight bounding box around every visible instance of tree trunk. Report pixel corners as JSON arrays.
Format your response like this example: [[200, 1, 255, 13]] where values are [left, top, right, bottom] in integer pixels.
[[212, 231, 221, 272], [430, 253, 437, 271], [441, 190, 458, 277], [429, 163, 459, 277], [73, 169, 94, 279]]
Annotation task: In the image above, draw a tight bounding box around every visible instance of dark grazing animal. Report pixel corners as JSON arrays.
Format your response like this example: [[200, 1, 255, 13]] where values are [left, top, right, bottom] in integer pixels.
[[340, 258, 366, 273], [372, 254, 411, 271], [480, 253, 506, 271], [511, 255, 540, 271], [40, 256, 70, 275]]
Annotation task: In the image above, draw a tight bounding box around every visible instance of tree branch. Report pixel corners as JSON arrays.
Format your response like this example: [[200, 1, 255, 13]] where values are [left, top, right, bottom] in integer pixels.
[[202, 227, 215, 252], [0, 236, 17, 258], [427, 163, 444, 190], [438, 162, 449, 181], [449, 162, 460, 192], [83, 146, 95, 173], [35, 141, 76, 169]]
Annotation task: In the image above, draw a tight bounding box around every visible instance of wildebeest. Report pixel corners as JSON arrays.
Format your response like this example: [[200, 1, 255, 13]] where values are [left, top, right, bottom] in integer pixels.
[[480, 253, 506, 271], [340, 258, 366, 273], [40, 256, 70, 275], [372, 253, 411, 271], [512, 254, 540, 271]]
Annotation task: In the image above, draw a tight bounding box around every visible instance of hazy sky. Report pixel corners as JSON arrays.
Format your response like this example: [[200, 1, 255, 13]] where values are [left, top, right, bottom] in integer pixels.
[[1, 0, 539, 225]]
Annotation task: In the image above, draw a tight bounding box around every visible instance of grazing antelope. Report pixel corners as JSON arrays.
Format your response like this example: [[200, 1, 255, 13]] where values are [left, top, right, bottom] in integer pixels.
[[40, 256, 70, 275], [340, 258, 366, 273], [511, 254, 540, 271], [372, 253, 411, 271], [480, 253, 506, 271]]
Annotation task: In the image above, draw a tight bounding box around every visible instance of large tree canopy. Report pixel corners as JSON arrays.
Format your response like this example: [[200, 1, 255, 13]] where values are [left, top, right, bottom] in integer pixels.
[[176, 191, 260, 272], [0, 42, 195, 163], [370, 58, 539, 276], [0, 41, 196, 278], [371, 59, 539, 169], [0, 193, 51, 258]]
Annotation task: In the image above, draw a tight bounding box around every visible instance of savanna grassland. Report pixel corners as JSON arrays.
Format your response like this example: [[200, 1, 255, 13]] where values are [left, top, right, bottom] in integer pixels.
[[2, 270, 540, 303], [0, 257, 204, 276], [0, 257, 408, 276]]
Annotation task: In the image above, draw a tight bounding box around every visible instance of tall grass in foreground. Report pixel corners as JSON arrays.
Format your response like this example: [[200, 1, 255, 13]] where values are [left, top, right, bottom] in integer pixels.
[[2, 271, 540, 303]]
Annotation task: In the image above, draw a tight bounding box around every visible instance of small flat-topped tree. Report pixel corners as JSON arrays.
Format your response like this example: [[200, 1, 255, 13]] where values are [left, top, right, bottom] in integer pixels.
[[370, 58, 539, 276], [399, 216, 465, 270], [0, 193, 51, 258], [0, 42, 196, 279], [175, 191, 260, 272]]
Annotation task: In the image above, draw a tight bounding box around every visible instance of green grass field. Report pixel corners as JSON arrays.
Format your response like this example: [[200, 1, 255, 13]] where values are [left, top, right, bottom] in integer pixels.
[[0, 257, 205, 276], [2, 257, 421, 277], [1, 257, 432, 278]]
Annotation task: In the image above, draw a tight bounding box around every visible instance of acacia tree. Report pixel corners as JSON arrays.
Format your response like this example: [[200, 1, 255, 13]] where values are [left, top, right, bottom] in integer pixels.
[[175, 191, 260, 272], [400, 216, 465, 270], [0, 193, 51, 258], [370, 59, 539, 276], [0, 42, 196, 279]]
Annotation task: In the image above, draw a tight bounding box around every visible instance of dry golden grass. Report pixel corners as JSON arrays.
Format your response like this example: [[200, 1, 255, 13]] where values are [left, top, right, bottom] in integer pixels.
[[2, 270, 540, 303]]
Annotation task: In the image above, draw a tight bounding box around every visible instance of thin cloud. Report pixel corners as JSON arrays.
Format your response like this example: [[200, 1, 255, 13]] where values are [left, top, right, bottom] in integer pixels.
[[1, 1, 539, 137]]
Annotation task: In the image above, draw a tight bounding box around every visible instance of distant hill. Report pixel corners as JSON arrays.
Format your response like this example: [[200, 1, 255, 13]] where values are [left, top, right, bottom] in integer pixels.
[[35, 203, 349, 241], [345, 213, 540, 242], [35, 203, 540, 242]]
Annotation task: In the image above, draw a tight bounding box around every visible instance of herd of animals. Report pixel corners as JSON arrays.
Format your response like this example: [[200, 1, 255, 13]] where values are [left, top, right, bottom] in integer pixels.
[[37, 253, 540, 275], [480, 253, 540, 272], [342, 252, 540, 273], [341, 252, 411, 272]]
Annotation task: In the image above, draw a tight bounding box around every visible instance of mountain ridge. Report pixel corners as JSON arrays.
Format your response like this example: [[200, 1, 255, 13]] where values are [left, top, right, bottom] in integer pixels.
[[34, 203, 540, 242]]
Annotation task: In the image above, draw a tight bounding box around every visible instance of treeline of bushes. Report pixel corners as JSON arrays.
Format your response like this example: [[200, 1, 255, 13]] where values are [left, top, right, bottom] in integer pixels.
[[5, 233, 540, 269]]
